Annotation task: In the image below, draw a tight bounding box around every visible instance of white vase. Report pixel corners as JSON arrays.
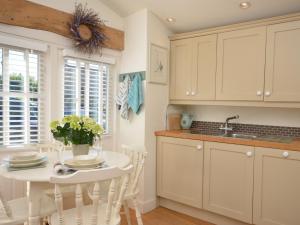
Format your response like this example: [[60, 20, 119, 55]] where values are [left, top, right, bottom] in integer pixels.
[[72, 144, 90, 156]]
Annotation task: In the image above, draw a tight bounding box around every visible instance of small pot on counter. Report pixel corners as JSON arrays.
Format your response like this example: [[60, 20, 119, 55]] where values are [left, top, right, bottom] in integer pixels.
[[181, 113, 193, 129]]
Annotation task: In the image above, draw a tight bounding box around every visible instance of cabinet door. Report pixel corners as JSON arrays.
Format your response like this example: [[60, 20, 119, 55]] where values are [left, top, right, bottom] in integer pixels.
[[191, 35, 217, 100], [216, 27, 266, 101], [253, 147, 300, 225], [203, 142, 254, 223], [265, 20, 300, 102], [157, 137, 204, 208], [170, 39, 193, 100]]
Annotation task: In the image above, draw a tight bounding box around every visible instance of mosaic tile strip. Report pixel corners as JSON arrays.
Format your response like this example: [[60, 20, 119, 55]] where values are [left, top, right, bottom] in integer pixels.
[[190, 121, 300, 137]]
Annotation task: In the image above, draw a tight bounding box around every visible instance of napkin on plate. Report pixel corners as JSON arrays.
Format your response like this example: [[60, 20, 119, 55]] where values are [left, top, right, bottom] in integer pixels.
[[53, 162, 77, 175]]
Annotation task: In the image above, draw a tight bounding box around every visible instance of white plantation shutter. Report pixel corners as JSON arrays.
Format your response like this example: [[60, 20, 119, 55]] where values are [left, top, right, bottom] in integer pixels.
[[63, 58, 112, 134], [0, 45, 46, 146]]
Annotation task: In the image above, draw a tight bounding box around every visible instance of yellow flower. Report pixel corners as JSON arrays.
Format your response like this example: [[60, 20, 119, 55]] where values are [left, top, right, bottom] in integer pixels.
[[50, 120, 60, 131], [70, 121, 81, 130], [80, 116, 104, 135], [93, 124, 104, 135]]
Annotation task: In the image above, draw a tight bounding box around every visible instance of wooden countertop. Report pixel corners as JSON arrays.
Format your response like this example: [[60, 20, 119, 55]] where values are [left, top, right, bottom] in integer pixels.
[[155, 130, 300, 152]]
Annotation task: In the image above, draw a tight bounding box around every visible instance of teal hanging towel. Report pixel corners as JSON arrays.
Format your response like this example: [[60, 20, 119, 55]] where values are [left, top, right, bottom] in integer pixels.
[[128, 73, 144, 114]]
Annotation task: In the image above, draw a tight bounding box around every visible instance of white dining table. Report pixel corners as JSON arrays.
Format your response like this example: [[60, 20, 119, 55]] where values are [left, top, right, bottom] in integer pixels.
[[0, 150, 130, 225]]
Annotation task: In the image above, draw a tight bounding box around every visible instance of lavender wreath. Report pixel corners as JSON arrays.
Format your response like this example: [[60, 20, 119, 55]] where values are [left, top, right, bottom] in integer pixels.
[[69, 3, 107, 54]]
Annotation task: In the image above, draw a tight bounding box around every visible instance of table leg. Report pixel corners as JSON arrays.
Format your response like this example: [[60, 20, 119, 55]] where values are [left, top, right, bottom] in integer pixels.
[[28, 182, 51, 225]]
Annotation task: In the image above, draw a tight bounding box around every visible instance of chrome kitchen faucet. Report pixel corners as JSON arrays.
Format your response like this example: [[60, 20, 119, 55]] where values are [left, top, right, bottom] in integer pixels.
[[219, 115, 239, 135]]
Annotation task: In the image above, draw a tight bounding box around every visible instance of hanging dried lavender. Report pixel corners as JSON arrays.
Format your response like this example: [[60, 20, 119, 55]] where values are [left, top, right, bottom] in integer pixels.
[[69, 3, 107, 55]]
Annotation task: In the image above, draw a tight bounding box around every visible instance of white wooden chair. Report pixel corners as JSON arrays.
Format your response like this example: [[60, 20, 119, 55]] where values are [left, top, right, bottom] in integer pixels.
[[121, 145, 147, 225], [0, 191, 55, 225], [0, 191, 28, 225], [49, 165, 133, 225]]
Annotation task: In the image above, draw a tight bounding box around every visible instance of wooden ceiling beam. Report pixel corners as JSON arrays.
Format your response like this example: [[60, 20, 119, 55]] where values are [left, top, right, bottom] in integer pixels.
[[0, 0, 124, 51]]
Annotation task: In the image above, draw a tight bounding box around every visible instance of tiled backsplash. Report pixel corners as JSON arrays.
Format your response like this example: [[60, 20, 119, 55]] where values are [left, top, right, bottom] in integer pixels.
[[190, 121, 300, 137]]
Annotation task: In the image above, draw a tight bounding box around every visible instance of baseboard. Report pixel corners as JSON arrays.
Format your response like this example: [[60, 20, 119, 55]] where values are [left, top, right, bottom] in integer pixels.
[[159, 197, 250, 225], [126, 197, 157, 213], [139, 198, 158, 213]]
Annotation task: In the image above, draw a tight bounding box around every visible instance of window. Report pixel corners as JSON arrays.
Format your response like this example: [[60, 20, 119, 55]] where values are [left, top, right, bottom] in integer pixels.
[[63, 58, 111, 134], [0, 45, 45, 146]]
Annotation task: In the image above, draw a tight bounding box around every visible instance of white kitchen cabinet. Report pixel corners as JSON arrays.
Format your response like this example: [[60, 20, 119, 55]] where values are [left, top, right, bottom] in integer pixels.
[[191, 35, 217, 100], [170, 35, 217, 101], [264, 20, 300, 102], [216, 26, 266, 101], [253, 147, 300, 225], [170, 39, 193, 100], [203, 142, 254, 223], [157, 136, 204, 209]]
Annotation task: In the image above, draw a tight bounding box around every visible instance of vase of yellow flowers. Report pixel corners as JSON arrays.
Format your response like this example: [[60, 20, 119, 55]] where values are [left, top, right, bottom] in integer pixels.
[[50, 115, 103, 156]]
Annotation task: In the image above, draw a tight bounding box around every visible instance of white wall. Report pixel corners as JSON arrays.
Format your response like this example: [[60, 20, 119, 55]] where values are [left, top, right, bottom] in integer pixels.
[[116, 9, 172, 212], [186, 105, 300, 127], [117, 9, 148, 149], [143, 11, 172, 211], [28, 0, 124, 30]]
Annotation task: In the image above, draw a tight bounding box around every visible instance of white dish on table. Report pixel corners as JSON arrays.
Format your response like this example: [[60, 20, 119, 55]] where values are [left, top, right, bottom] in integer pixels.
[[10, 151, 38, 160], [8, 157, 48, 168], [64, 157, 104, 169], [3, 154, 46, 164], [72, 155, 98, 164]]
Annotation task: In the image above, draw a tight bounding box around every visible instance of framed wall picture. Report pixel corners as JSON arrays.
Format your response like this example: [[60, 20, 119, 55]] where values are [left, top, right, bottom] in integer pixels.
[[149, 43, 168, 84]]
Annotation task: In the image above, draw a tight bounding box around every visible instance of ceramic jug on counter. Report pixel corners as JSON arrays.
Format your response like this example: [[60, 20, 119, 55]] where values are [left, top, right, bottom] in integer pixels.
[[180, 113, 193, 129]]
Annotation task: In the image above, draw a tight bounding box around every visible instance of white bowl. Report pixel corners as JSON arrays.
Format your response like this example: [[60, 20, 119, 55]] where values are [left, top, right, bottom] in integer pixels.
[[73, 155, 97, 164], [10, 151, 38, 160]]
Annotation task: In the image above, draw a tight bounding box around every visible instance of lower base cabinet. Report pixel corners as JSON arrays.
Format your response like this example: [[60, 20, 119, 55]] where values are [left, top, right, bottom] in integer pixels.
[[253, 147, 300, 225], [156, 137, 300, 225], [203, 142, 254, 224], [157, 136, 204, 209]]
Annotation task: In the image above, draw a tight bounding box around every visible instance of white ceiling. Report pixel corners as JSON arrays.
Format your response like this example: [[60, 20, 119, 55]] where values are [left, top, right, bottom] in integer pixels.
[[99, 0, 300, 33]]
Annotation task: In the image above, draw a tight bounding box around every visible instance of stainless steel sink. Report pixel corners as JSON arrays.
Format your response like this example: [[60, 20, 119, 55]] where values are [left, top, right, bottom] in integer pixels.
[[219, 133, 294, 143], [220, 133, 257, 139]]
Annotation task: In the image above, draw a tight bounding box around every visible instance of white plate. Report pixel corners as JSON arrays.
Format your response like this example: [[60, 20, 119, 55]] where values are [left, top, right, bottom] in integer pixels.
[[9, 157, 48, 168], [64, 157, 104, 169], [10, 151, 38, 160], [3, 154, 46, 164], [73, 155, 98, 164]]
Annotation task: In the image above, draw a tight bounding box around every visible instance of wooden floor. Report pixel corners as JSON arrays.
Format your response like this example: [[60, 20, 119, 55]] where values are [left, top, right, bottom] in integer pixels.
[[120, 207, 215, 225]]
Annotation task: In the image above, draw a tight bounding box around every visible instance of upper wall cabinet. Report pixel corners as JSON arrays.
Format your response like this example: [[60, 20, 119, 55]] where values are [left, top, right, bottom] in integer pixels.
[[170, 35, 217, 101], [191, 35, 217, 100], [216, 27, 266, 101], [264, 20, 300, 102], [170, 39, 193, 100]]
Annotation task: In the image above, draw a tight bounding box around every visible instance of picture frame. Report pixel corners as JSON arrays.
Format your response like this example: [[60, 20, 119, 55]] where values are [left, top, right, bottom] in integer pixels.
[[149, 43, 168, 84]]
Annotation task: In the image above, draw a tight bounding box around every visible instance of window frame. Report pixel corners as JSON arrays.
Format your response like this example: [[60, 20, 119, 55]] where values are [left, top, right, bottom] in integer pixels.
[[63, 57, 111, 135], [0, 44, 45, 147]]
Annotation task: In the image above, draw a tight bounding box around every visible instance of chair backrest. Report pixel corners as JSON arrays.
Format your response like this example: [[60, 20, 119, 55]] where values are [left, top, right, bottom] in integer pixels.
[[50, 166, 132, 225], [0, 192, 12, 219], [36, 141, 64, 153], [120, 145, 147, 196]]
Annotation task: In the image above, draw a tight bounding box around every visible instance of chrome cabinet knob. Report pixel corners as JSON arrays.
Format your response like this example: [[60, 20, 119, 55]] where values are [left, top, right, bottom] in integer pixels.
[[246, 151, 253, 157], [256, 91, 262, 96], [265, 91, 271, 96], [186, 91, 190, 96], [196, 145, 202, 150], [282, 151, 289, 158]]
